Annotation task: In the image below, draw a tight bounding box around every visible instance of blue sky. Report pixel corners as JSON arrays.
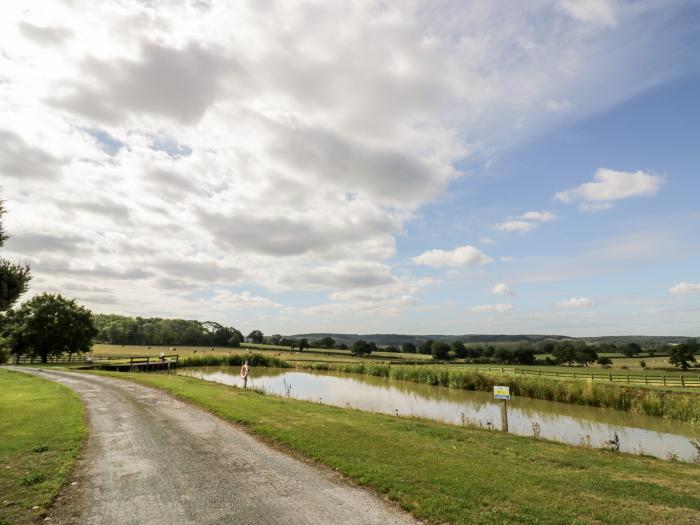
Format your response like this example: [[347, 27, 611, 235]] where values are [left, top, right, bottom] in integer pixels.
[[1, 1, 699, 335]]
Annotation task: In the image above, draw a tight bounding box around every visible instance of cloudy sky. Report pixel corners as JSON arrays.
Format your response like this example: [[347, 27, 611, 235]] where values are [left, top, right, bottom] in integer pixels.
[[2, 0, 699, 336]]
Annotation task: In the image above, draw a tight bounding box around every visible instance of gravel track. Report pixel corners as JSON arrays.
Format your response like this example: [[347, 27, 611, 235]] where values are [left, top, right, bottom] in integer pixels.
[[14, 368, 418, 525]]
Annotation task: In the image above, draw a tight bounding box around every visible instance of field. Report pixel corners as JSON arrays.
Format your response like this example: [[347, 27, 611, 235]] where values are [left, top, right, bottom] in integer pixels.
[[92, 370, 700, 524], [0, 370, 86, 525], [89, 343, 432, 364]]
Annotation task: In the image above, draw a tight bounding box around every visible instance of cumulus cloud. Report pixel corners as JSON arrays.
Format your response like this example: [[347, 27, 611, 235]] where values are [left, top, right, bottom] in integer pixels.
[[493, 220, 537, 233], [492, 283, 515, 296], [19, 21, 72, 46], [557, 297, 594, 307], [559, 0, 618, 28], [519, 210, 556, 222], [49, 41, 234, 124], [413, 245, 492, 269], [669, 282, 700, 295], [471, 303, 513, 313], [0, 1, 696, 329], [494, 210, 556, 233], [0, 130, 65, 179], [554, 168, 664, 210]]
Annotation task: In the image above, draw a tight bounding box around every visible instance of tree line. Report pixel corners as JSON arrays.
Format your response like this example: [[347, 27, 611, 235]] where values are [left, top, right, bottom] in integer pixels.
[[94, 314, 245, 348]]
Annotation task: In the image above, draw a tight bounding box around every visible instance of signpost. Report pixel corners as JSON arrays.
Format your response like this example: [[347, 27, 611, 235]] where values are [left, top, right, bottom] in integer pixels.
[[494, 386, 510, 432]]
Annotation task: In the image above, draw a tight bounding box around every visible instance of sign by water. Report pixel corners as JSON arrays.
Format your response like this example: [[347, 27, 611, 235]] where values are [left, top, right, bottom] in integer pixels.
[[493, 385, 511, 400]]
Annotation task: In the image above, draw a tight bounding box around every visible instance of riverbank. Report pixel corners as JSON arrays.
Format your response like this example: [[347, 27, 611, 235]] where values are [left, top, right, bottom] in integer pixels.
[[94, 370, 700, 524], [0, 369, 86, 525], [295, 361, 700, 423]]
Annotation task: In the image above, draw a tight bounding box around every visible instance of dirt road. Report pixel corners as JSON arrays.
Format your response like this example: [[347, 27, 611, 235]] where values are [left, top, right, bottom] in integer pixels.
[[16, 368, 417, 525]]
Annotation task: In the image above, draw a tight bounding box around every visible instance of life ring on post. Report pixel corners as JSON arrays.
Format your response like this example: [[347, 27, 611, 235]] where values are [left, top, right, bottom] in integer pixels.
[[240, 363, 250, 379]]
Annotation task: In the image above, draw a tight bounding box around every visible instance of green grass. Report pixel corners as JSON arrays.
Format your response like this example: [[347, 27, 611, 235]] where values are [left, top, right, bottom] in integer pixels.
[[0, 369, 86, 524], [92, 371, 700, 524]]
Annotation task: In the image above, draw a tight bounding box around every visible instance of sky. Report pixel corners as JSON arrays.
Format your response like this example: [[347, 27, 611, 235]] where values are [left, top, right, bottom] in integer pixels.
[[1, 0, 699, 336]]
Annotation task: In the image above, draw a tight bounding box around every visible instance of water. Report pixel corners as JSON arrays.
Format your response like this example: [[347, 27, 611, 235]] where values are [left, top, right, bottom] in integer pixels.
[[178, 366, 700, 462]]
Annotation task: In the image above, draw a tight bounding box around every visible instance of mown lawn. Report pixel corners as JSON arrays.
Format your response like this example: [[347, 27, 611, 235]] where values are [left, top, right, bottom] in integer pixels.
[[0, 369, 86, 525], [98, 371, 700, 524]]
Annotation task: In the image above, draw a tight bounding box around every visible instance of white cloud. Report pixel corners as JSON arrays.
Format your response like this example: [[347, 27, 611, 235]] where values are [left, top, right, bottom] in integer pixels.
[[492, 283, 515, 296], [0, 1, 696, 331], [669, 282, 700, 295], [519, 210, 556, 222], [413, 245, 492, 269], [557, 297, 594, 308], [500, 256, 514, 262], [493, 220, 537, 233], [471, 303, 513, 313], [559, 0, 618, 28], [493, 210, 556, 233], [554, 168, 665, 210]]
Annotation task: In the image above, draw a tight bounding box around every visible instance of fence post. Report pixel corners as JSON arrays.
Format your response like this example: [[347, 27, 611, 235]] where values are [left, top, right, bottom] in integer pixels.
[[681, 375, 685, 388], [644, 375, 648, 385], [555, 371, 558, 377], [626, 374, 630, 384], [573, 372, 576, 379], [663, 376, 666, 387]]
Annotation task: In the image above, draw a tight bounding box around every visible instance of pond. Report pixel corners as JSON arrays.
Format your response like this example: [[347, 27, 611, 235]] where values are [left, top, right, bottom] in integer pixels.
[[177, 366, 700, 462]]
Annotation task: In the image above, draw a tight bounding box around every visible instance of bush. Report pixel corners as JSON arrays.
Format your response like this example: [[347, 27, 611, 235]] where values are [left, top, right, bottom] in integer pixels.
[[179, 353, 289, 369]]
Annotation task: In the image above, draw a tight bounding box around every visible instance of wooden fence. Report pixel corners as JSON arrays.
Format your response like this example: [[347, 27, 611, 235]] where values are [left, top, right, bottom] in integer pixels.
[[470, 366, 700, 388]]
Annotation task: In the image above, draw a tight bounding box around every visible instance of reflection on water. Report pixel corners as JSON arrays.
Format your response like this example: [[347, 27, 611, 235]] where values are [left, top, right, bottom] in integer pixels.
[[178, 366, 700, 462]]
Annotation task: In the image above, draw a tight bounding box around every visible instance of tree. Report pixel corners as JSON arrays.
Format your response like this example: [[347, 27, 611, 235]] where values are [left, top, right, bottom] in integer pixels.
[[597, 356, 613, 368], [514, 346, 536, 365], [621, 342, 641, 358], [2, 294, 97, 363], [0, 200, 31, 311], [247, 330, 264, 344], [401, 342, 416, 354], [431, 341, 450, 360], [313, 336, 335, 349], [298, 338, 309, 351], [419, 340, 434, 355], [669, 339, 698, 371], [574, 346, 598, 367], [552, 343, 576, 365], [451, 340, 467, 359], [351, 339, 372, 357], [268, 334, 282, 345]]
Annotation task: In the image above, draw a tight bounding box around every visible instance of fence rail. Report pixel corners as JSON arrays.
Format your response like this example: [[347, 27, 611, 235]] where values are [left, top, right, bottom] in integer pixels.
[[470, 366, 700, 388]]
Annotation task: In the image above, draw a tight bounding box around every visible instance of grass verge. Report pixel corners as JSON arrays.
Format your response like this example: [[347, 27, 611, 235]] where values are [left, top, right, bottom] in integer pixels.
[[95, 371, 700, 524], [0, 369, 86, 525]]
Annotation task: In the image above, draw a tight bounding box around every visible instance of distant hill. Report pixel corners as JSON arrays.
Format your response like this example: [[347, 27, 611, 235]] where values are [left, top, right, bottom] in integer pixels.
[[290, 333, 691, 347]]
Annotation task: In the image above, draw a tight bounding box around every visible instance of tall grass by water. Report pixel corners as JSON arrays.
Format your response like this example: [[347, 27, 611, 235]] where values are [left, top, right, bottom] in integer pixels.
[[179, 352, 290, 369], [297, 362, 700, 423]]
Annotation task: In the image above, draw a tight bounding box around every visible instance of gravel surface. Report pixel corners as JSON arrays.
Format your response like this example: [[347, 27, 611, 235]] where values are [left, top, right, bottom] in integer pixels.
[[14, 368, 418, 525]]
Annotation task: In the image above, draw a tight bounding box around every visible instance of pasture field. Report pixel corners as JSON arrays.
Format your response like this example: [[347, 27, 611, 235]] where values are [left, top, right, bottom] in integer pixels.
[[92, 370, 700, 525], [89, 343, 431, 363], [0, 370, 86, 525]]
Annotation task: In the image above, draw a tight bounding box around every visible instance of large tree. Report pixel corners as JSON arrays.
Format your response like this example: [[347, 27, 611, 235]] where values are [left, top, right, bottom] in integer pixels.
[[351, 339, 372, 357], [669, 339, 698, 371], [0, 200, 31, 311], [2, 294, 97, 363], [247, 330, 264, 344]]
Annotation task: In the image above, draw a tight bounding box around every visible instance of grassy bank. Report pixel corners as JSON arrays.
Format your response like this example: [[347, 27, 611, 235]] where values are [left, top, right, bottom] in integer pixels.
[[0, 370, 86, 525], [296, 362, 700, 423], [94, 371, 699, 524]]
